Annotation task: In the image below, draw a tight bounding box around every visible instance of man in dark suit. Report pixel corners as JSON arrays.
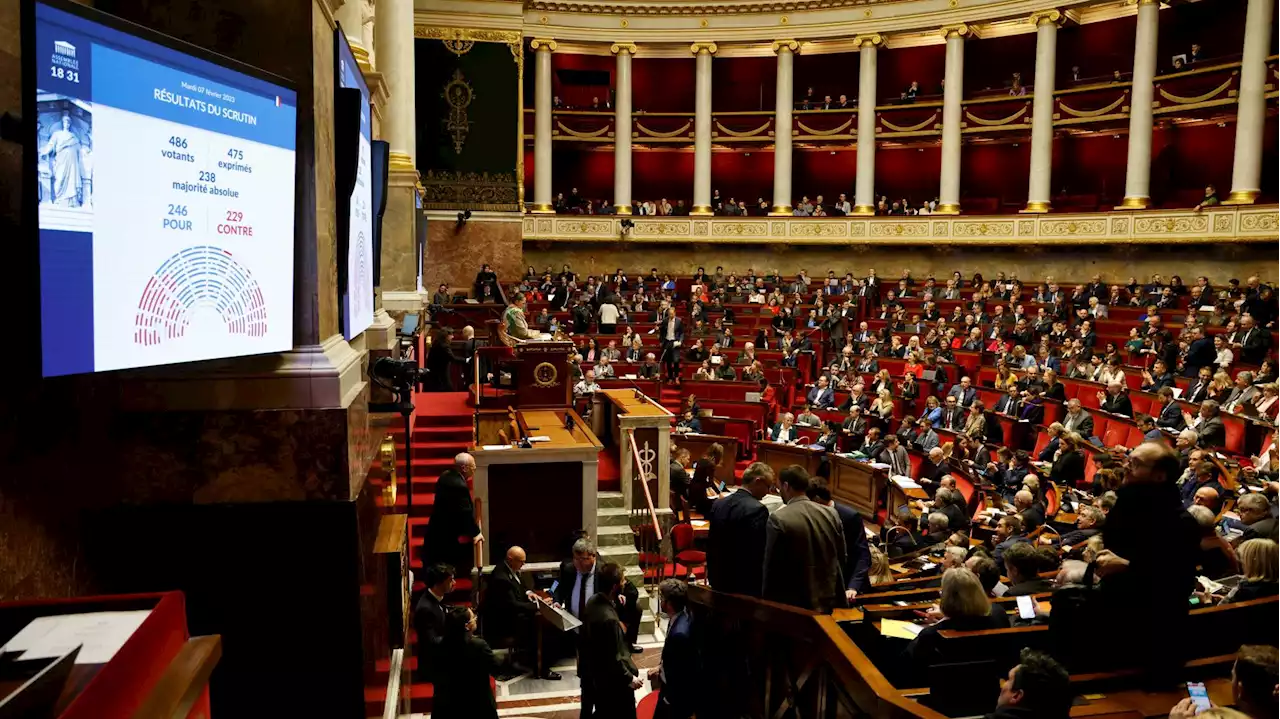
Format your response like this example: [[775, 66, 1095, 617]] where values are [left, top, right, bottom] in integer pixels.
[[648, 580, 700, 719], [481, 546, 561, 679], [1181, 327, 1216, 377], [1002, 542, 1053, 597], [423, 453, 482, 577], [992, 514, 1028, 575], [425, 327, 467, 392], [1056, 505, 1104, 547], [1187, 400, 1226, 448], [807, 477, 873, 598], [938, 395, 966, 432], [878, 434, 911, 478], [707, 462, 774, 597], [670, 448, 692, 523], [1014, 490, 1044, 533], [579, 562, 641, 719], [1097, 382, 1133, 416], [994, 386, 1022, 416], [656, 307, 685, 382], [948, 376, 978, 407], [1154, 387, 1186, 431], [763, 466, 848, 612], [552, 538, 599, 622], [1184, 366, 1214, 404], [1234, 314, 1271, 365], [412, 563, 455, 682]]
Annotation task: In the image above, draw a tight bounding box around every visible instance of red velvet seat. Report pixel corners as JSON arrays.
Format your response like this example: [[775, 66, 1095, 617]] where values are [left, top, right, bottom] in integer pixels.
[[671, 523, 706, 578]]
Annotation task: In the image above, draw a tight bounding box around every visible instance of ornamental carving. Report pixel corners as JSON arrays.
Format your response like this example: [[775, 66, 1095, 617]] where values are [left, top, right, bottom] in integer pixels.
[[692, 221, 711, 236], [1133, 216, 1209, 235], [712, 222, 768, 237], [932, 221, 950, 236], [420, 170, 518, 211], [1017, 220, 1036, 236], [1110, 218, 1130, 235], [1213, 214, 1234, 233], [416, 26, 523, 44], [770, 222, 787, 234], [953, 221, 1015, 237], [442, 69, 473, 154], [556, 219, 614, 235], [537, 218, 554, 233], [790, 222, 848, 237], [870, 222, 930, 237], [635, 221, 691, 236], [1041, 219, 1107, 236], [1239, 212, 1279, 233]]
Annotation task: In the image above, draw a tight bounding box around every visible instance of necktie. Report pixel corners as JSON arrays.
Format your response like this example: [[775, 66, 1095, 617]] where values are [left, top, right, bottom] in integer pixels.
[[577, 572, 588, 618]]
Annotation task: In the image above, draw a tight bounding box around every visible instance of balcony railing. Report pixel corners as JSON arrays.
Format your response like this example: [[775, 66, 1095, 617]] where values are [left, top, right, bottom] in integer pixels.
[[523, 59, 1252, 144], [522, 205, 1279, 245]]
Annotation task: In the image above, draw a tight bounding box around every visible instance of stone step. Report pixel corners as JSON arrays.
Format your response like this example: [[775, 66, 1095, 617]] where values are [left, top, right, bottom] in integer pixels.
[[598, 507, 632, 527], [598, 491, 626, 509], [596, 524, 635, 548], [599, 544, 638, 567]]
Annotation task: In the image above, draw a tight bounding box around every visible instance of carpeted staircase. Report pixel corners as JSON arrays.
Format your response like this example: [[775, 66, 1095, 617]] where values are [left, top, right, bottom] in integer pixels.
[[368, 392, 475, 717]]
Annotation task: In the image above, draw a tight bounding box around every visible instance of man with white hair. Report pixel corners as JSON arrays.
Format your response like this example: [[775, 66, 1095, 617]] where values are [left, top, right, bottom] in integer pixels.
[[1098, 381, 1133, 416], [423, 453, 483, 575], [574, 369, 600, 397], [1061, 398, 1094, 438], [921, 512, 950, 546], [947, 376, 977, 407], [1014, 489, 1043, 532], [638, 352, 660, 379], [736, 341, 758, 365]]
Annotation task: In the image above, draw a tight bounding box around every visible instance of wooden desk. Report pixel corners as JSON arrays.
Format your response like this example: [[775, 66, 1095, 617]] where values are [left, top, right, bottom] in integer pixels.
[[672, 432, 740, 484], [593, 389, 673, 515], [887, 476, 929, 516], [472, 409, 603, 564], [757, 441, 825, 479], [830, 455, 887, 517]]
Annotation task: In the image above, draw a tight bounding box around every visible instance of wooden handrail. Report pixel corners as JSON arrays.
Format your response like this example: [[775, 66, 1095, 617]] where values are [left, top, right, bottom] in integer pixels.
[[130, 635, 221, 719], [625, 428, 663, 541]]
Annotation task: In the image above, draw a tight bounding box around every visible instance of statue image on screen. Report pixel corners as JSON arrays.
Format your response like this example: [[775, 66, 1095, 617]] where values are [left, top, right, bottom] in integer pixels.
[[36, 94, 94, 232]]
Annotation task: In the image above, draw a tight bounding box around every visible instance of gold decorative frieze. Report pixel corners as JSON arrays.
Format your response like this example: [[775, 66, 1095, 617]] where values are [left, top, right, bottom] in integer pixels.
[[421, 169, 519, 211], [416, 26, 523, 44], [522, 208, 1278, 246]]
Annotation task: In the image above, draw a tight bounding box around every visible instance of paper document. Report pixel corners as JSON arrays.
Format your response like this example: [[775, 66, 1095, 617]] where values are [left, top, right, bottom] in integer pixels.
[[527, 436, 552, 443], [891, 476, 922, 490], [538, 333, 553, 341], [535, 598, 583, 631], [481, 444, 513, 451], [4, 610, 152, 664], [869, 462, 891, 469], [880, 619, 924, 639]]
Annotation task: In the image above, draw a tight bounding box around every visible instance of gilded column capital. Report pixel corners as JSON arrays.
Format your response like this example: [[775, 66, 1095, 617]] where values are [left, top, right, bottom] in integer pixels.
[[530, 38, 558, 52], [771, 39, 800, 54], [690, 42, 718, 55], [853, 33, 883, 48], [939, 24, 970, 39], [611, 42, 638, 55], [1028, 9, 1063, 26]]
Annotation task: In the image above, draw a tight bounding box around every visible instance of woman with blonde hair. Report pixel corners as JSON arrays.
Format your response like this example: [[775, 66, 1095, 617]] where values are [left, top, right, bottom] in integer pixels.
[[903, 568, 1002, 672], [1050, 431, 1086, 488], [868, 546, 896, 587], [1226, 539, 1278, 603], [871, 369, 894, 396], [870, 388, 896, 420], [994, 363, 1018, 392]]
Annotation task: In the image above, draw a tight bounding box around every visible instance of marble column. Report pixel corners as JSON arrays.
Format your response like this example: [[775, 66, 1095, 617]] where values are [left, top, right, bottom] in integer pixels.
[[1225, 0, 1274, 204], [691, 42, 718, 215], [936, 24, 968, 215], [374, 0, 423, 313], [1120, 0, 1158, 209], [1024, 11, 1060, 213], [770, 40, 799, 216], [530, 38, 557, 213], [611, 43, 637, 214], [852, 34, 882, 215], [334, 0, 369, 70]]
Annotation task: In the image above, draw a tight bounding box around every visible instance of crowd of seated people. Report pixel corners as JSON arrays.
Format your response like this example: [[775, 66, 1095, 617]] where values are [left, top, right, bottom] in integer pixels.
[[487, 260, 1280, 716]]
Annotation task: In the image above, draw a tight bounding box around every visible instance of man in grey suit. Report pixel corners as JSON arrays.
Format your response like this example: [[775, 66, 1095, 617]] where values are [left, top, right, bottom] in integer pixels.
[[1061, 399, 1095, 438], [1186, 400, 1226, 449], [762, 465, 849, 613]]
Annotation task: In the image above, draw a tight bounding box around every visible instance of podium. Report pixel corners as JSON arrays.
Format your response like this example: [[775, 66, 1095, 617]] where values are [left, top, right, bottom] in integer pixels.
[[756, 441, 825, 479], [830, 456, 888, 517], [492, 330, 576, 408]]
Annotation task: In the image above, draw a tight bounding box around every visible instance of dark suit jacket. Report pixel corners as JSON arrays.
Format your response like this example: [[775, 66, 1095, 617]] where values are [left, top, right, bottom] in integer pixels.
[[412, 591, 448, 681], [834, 502, 873, 592], [579, 594, 638, 698], [426, 341, 466, 392], [424, 469, 481, 574], [618, 580, 641, 645], [431, 635, 499, 719], [763, 496, 848, 612], [1006, 578, 1053, 597], [1100, 393, 1133, 417], [1184, 380, 1212, 404], [1157, 401, 1186, 431], [1194, 416, 1226, 448], [656, 611, 700, 718], [1243, 516, 1280, 542], [552, 561, 597, 617], [481, 561, 535, 641], [948, 386, 977, 407], [1050, 450, 1085, 488], [707, 491, 769, 596], [1182, 337, 1215, 375]]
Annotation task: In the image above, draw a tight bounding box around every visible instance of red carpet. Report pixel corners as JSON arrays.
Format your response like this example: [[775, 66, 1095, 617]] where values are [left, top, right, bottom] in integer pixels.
[[413, 390, 472, 417], [598, 447, 622, 491]]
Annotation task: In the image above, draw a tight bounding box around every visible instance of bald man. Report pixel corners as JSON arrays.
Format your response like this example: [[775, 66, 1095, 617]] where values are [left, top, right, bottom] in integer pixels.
[[481, 546, 560, 679], [423, 453, 483, 576]]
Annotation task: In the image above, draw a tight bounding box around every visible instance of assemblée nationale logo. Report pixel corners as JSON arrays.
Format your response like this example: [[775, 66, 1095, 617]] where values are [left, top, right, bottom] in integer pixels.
[[52, 40, 79, 71]]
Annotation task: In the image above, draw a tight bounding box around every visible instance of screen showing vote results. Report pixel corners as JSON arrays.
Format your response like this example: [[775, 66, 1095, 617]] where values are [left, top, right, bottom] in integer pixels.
[[35, 2, 297, 377], [337, 31, 373, 340]]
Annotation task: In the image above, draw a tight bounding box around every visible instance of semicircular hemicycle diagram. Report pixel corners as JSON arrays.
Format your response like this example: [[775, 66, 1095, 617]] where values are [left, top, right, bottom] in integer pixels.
[[354, 230, 371, 315], [134, 245, 268, 346]]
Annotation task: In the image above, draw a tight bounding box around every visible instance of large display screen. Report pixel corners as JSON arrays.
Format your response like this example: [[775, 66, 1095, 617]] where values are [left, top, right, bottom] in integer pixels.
[[336, 29, 373, 340], [32, 1, 297, 377]]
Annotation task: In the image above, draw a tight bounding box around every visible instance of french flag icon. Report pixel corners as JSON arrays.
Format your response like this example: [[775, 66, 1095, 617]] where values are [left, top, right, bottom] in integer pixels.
[[275, 96, 281, 107]]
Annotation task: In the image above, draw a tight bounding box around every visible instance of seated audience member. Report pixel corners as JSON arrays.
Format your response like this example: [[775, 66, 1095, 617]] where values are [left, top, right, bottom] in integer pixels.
[[991, 514, 1027, 574], [594, 357, 615, 379], [986, 649, 1073, 719], [1188, 505, 1240, 580], [480, 546, 559, 680], [868, 546, 896, 587], [1169, 646, 1279, 719], [1181, 459, 1225, 509], [921, 512, 951, 546], [413, 563, 456, 681], [901, 568, 1007, 674], [808, 375, 836, 408], [1097, 381, 1133, 416], [1225, 492, 1279, 542], [770, 412, 800, 443], [707, 462, 775, 597], [689, 443, 726, 516], [647, 579, 700, 718], [1049, 432, 1086, 488], [676, 409, 702, 434], [934, 485, 971, 531], [1003, 542, 1054, 596], [885, 507, 923, 558], [1225, 538, 1279, 603], [638, 352, 661, 379], [579, 562, 642, 717], [1185, 399, 1226, 448], [1056, 505, 1104, 547], [574, 370, 601, 397], [796, 403, 822, 427], [432, 606, 500, 719], [879, 434, 911, 477], [914, 417, 940, 452], [1013, 489, 1044, 533]]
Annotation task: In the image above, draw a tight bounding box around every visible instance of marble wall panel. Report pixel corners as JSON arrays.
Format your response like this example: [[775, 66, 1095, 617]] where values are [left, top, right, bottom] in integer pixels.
[[380, 179, 420, 293], [426, 217, 523, 292]]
